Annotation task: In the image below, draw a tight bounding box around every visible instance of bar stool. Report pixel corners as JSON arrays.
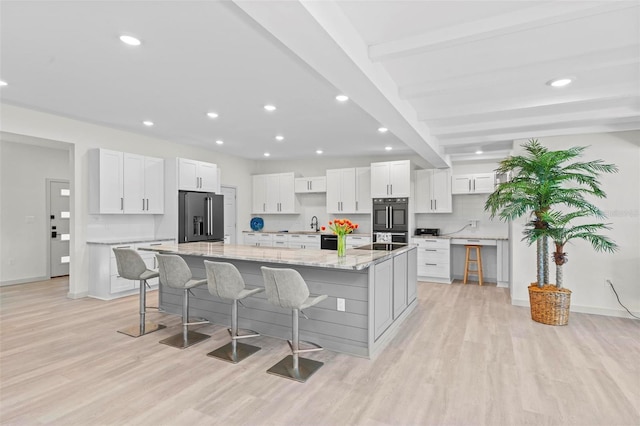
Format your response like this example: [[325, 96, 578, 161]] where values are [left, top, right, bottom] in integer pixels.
[[463, 245, 484, 286], [113, 248, 166, 337], [260, 266, 328, 383], [204, 261, 264, 363], [156, 254, 210, 349]]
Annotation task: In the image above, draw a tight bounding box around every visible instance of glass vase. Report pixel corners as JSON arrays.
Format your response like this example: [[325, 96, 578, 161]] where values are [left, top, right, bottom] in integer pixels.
[[337, 234, 347, 257]]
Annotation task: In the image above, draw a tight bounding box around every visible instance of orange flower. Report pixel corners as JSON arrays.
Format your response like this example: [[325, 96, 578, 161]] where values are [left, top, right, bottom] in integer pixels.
[[321, 226, 326, 231]]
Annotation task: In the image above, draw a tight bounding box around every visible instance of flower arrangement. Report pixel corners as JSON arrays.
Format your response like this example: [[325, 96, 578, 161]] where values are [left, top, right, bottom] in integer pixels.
[[322, 219, 358, 257]]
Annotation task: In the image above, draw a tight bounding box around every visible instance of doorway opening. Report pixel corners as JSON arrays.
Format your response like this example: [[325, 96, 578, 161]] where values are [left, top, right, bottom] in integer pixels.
[[221, 185, 237, 244]]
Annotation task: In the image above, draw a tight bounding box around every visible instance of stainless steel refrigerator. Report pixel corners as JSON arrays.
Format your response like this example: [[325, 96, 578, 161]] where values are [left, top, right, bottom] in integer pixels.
[[178, 191, 224, 243]]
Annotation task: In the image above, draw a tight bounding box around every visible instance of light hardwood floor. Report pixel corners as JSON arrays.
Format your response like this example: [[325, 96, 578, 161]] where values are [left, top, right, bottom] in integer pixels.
[[1, 277, 638, 425]]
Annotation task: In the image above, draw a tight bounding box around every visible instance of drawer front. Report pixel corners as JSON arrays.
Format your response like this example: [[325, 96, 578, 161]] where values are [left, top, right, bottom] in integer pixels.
[[413, 238, 449, 249], [288, 234, 302, 241], [417, 263, 450, 279], [451, 238, 497, 246], [273, 240, 288, 247], [304, 235, 320, 242], [272, 234, 288, 242], [417, 248, 450, 263]]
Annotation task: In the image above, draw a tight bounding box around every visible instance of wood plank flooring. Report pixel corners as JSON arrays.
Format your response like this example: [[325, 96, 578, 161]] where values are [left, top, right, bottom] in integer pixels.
[[1, 277, 638, 425]]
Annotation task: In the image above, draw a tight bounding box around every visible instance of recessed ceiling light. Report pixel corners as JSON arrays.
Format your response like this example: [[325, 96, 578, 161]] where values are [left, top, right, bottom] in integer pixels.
[[316, 150, 323, 155], [216, 140, 224, 145], [0, 80, 7, 87], [385, 146, 393, 151], [207, 112, 219, 119], [336, 95, 349, 102], [264, 152, 270, 157], [264, 105, 276, 112], [475, 150, 483, 155], [547, 77, 573, 87], [142, 120, 154, 127], [275, 135, 284, 141], [119, 35, 141, 46], [378, 127, 388, 133]]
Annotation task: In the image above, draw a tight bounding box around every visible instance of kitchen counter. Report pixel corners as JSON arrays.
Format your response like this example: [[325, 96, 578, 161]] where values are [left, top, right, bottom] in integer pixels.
[[140, 242, 418, 358], [86, 237, 175, 245], [412, 234, 508, 241], [243, 230, 371, 236]]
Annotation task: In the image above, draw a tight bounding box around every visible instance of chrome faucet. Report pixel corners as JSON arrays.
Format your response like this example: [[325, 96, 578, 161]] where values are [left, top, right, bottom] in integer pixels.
[[310, 216, 319, 232]]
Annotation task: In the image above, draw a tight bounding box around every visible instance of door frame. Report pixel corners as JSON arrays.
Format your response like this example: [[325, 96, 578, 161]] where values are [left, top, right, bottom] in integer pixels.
[[46, 178, 70, 279], [221, 184, 237, 244]]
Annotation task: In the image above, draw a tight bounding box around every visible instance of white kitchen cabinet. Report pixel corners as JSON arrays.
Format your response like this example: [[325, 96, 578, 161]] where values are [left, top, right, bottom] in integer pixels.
[[415, 169, 452, 213], [89, 149, 164, 214], [88, 239, 172, 300], [123, 153, 164, 214], [355, 167, 371, 213], [451, 173, 495, 194], [294, 176, 326, 193], [243, 232, 273, 247], [178, 158, 218, 193], [371, 160, 411, 198], [326, 168, 356, 213], [252, 173, 299, 214], [413, 237, 452, 284], [287, 234, 320, 249]]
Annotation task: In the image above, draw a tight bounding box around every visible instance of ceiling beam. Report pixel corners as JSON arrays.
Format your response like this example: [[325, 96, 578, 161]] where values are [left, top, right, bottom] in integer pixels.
[[369, 2, 638, 62], [233, 0, 450, 168]]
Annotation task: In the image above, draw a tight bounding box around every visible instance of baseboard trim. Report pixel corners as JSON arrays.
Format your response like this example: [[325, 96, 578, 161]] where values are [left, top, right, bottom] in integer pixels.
[[512, 298, 639, 320], [0, 276, 49, 287], [67, 291, 88, 299]]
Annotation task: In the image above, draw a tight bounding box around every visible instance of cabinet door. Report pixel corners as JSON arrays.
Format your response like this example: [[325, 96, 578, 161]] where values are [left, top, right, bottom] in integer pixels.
[[355, 167, 371, 213], [199, 162, 218, 193], [326, 169, 342, 213], [278, 173, 296, 213], [451, 174, 472, 194], [252, 175, 267, 213], [472, 173, 495, 193], [265, 174, 280, 212], [340, 168, 356, 213], [309, 176, 326, 193], [295, 178, 310, 193], [123, 153, 145, 214], [99, 149, 124, 214], [178, 158, 199, 191], [407, 249, 417, 303], [432, 169, 452, 212], [144, 156, 164, 214], [414, 170, 431, 213], [393, 253, 408, 319], [374, 258, 393, 340], [389, 160, 411, 197], [370, 162, 390, 198]]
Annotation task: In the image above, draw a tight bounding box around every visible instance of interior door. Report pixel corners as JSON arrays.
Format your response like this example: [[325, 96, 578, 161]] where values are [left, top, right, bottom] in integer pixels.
[[50, 180, 70, 277]]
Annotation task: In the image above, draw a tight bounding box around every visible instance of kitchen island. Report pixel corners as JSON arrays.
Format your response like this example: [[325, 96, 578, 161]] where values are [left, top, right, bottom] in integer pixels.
[[140, 242, 417, 358]]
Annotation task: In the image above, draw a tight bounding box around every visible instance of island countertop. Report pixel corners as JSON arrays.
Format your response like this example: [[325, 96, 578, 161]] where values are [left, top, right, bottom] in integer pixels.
[[139, 241, 413, 271]]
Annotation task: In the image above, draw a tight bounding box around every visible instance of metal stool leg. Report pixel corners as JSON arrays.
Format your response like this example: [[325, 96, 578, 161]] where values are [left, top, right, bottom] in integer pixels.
[[160, 288, 210, 349], [267, 308, 324, 383], [207, 300, 261, 363], [117, 279, 166, 337]]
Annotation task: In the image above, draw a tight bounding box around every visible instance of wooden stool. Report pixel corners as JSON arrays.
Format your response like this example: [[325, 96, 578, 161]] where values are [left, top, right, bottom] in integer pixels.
[[463, 245, 483, 286]]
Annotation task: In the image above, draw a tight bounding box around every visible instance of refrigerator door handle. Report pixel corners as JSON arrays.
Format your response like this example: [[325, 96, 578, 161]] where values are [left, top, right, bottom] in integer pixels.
[[389, 205, 393, 229], [207, 197, 212, 236], [385, 205, 389, 229], [184, 194, 190, 242]]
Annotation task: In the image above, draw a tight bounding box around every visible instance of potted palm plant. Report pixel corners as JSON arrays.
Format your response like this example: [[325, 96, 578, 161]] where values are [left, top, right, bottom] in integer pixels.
[[485, 139, 618, 325]]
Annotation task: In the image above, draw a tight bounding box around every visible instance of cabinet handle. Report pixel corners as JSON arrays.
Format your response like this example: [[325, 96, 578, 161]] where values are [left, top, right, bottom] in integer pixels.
[[430, 200, 433, 210], [468, 180, 471, 191], [121, 198, 124, 211], [473, 180, 476, 191], [425, 263, 437, 266], [356, 201, 358, 211], [434, 200, 437, 210], [424, 249, 437, 252], [150, 243, 162, 246], [147, 199, 150, 211], [263, 203, 266, 212], [467, 239, 480, 242], [142, 198, 145, 210], [390, 184, 393, 195]]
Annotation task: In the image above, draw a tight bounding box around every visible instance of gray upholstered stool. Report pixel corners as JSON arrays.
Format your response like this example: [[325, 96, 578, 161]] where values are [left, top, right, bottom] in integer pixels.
[[204, 261, 265, 363], [113, 248, 166, 337], [260, 266, 328, 383], [156, 254, 210, 349]]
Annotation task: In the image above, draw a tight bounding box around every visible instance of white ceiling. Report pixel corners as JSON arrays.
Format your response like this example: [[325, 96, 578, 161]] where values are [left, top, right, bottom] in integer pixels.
[[1, 1, 639, 167]]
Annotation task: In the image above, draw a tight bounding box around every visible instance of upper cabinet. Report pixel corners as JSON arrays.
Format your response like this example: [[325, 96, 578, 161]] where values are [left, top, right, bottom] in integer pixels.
[[451, 173, 495, 194], [294, 176, 326, 193], [415, 169, 452, 213], [371, 160, 411, 198], [178, 158, 218, 193], [252, 172, 299, 214], [89, 149, 164, 214], [326, 167, 371, 214]]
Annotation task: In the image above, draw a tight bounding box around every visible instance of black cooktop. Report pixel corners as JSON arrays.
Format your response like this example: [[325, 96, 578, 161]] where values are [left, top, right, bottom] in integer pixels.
[[354, 243, 407, 251]]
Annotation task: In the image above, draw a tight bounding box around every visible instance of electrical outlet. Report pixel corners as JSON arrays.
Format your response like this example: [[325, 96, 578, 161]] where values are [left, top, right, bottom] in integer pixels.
[[468, 220, 478, 228], [337, 298, 346, 312]]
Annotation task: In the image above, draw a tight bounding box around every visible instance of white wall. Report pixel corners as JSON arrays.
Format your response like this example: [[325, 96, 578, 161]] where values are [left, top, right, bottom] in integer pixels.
[[0, 139, 70, 284], [510, 132, 640, 318], [1, 104, 255, 297]]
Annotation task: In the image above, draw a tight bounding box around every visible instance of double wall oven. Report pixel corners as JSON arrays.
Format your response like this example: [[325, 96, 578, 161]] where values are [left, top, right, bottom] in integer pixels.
[[372, 198, 408, 243]]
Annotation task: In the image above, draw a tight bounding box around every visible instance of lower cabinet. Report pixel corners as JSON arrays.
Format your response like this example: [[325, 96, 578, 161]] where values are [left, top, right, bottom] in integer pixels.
[[243, 232, 321, 249], [393, 254, 408, 319], [373, 258, 393, 340], [88, 240, 172, 300], [413, 237, 452, 283]]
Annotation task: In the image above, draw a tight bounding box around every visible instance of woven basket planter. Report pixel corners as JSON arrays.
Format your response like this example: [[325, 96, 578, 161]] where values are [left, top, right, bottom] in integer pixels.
[[528, 284, 572, 326]]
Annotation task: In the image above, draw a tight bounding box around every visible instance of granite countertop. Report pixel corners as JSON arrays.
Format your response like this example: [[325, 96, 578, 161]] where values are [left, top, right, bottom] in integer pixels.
[[412, 235, 509, 241], [139, 242, 412, 271], [86, 237, 175, 245]]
